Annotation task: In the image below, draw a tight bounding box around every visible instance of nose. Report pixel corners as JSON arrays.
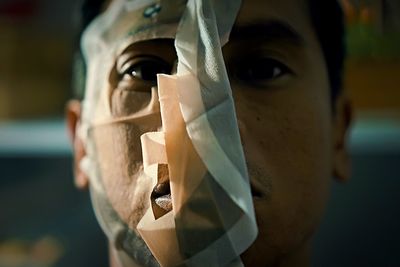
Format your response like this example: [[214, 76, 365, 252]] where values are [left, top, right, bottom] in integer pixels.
[[171, 60, 178, 75], [145, 86, 164, 136], [148, 86, 161, 114]]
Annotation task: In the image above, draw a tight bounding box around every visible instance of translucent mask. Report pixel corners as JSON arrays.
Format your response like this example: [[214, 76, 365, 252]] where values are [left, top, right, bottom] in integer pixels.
[[79, 0, 257, 266]]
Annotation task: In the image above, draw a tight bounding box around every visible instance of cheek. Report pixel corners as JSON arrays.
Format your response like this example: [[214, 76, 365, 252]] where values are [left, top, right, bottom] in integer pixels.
[[233, 85, 332, 254], [91, 83, 162, 229], [92, 121, 159, 230]]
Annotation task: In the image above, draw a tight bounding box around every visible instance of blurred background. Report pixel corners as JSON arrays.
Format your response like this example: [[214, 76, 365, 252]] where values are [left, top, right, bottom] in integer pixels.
[[0, 0, 399, 266]]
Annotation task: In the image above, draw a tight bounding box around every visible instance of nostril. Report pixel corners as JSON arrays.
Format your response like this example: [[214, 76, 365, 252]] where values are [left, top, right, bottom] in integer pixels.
[[250, 183, 263, 199]]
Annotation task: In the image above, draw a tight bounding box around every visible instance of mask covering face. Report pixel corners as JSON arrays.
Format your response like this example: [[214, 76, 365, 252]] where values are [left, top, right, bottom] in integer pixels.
[[79, 0, 258, 266]]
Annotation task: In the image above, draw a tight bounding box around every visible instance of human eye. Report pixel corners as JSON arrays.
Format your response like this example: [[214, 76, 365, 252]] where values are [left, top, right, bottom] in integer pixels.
[[118, 56, 172, 86], [230, 56, 294, 88]]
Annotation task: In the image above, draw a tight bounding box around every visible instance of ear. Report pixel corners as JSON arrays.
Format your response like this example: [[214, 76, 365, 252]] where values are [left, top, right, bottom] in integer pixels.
[[332, 93, 353, 182], [66, 100, 89, 189]]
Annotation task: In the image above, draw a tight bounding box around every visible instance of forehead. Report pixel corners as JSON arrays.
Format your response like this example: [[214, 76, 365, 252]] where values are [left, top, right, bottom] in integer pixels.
[[81, 0, 186, 60], [90, 0, 314, 49], [237, 0, 309, 25], [100, 0, 312, 35], [234, 0, 315, 42]]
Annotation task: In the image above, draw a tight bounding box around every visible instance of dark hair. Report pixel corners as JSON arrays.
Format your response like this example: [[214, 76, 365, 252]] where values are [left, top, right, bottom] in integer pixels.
[[80, 0, 108, 37], [73, 0, 346, 102], [309, 0, 346, 102], [71, 0, 108, 100]]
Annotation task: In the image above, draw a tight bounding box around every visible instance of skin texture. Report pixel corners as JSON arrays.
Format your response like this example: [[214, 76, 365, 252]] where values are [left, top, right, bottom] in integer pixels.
[[66, 0, 352, 266]]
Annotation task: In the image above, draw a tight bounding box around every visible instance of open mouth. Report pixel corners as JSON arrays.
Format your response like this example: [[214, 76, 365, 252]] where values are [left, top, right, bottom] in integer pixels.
[[150, 164, 265, 219], [151, 164, 173, 219], [151, 180, 173, 218]]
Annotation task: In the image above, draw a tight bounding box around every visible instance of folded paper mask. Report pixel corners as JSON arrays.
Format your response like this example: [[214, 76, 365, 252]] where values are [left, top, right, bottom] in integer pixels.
[[79, 0, 258, 266]]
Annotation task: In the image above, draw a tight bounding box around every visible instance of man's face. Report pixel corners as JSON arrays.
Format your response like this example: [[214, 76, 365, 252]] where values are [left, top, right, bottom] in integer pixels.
[[73, 0, 349, 265]]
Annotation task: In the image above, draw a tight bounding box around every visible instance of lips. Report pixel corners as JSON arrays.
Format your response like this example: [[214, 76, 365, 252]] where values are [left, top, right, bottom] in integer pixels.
[[151, 180, 173, 217], [151, 164, 173, 219], [150, 170, 265, 219], [154, 194, 172, 211]]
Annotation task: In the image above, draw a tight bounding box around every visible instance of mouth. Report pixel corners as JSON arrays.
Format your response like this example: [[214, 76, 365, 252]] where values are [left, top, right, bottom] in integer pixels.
[[150, 165, 266, 218], [151, 164, 173, 219], [151, 180, 173, 219]]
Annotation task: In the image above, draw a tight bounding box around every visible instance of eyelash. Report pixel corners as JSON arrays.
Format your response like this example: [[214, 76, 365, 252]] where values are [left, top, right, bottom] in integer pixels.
[[118, 56, 173, 85], [116, 54, 292, 91], [228, 57, 293, 87]]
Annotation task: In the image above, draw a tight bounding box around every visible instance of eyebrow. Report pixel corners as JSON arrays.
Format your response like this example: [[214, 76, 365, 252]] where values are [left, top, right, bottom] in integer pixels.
[[230, 20, 305, 46]]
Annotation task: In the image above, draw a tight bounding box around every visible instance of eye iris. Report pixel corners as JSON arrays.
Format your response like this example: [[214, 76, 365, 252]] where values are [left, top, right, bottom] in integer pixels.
[[126, 60, 170, 82], [237, 58, 287, 82]]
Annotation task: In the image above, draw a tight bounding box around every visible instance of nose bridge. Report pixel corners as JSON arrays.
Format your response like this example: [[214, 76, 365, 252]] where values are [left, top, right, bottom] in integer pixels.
[[149, 86, 163, 132], [148, 86, 161, 114]]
